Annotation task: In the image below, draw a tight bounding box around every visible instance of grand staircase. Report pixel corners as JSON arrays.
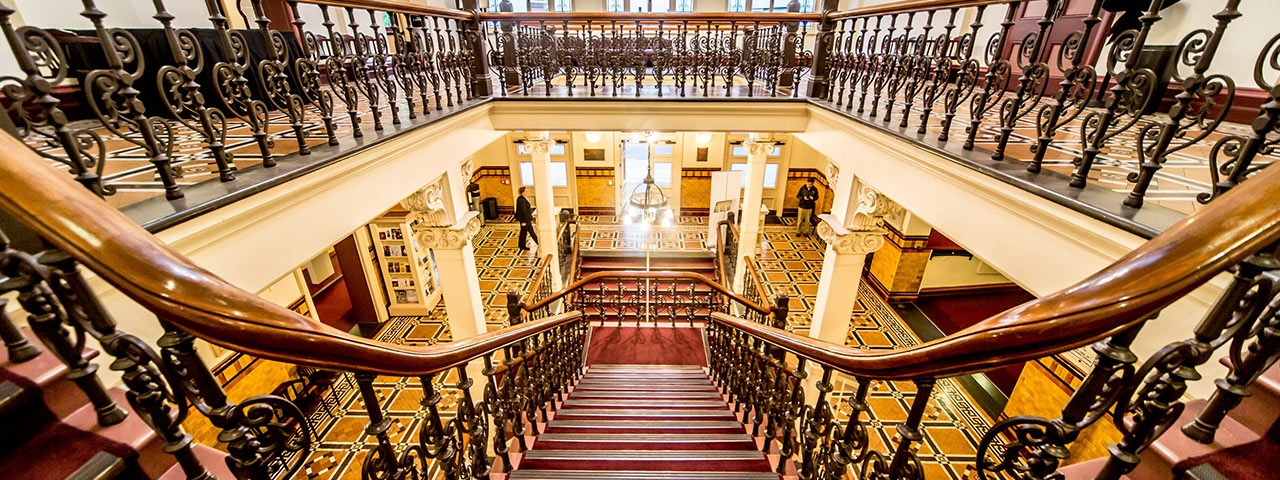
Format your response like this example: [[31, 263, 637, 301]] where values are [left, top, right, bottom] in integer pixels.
[[507, 363, 780, 480]]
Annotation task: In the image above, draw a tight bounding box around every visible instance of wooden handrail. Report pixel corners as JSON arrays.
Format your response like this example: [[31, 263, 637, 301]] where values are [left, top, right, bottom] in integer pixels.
[[303, 0, 474, 20], [742, 256, 774, 310], [0, 133, 582, 377], [478, 12, 821, 22], [523, 254, 554, 305], [827, 0, 1017, 20], [521, 269, 773, 314], [710, 160, 1280, 380]]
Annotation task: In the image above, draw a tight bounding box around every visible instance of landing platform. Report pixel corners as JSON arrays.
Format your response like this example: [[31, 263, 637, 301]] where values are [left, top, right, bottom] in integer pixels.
[[586, 326, 707, 367]]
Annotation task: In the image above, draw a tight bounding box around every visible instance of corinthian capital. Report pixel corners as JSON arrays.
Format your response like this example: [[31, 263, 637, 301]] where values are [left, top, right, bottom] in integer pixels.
[[416, 212, 483, 250], [744, 139, 775, 157], [849, 184, 902, 231], [403, 181, 450, 227], [525, 137, 555, 156], [816, 214, 885, 255]]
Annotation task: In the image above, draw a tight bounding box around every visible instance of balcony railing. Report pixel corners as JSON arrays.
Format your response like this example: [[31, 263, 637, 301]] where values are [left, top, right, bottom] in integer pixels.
[[0, 0, 1274, 235]]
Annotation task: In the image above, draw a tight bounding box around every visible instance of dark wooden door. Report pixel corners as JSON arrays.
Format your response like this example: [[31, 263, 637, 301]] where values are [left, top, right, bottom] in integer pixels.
[[1000, 0, 1115, 94]]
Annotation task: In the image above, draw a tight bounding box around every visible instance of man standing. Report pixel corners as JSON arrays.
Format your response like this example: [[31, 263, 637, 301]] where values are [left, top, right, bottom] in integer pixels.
[[796, 178, 818, 235], [516, 186, 538, 252]]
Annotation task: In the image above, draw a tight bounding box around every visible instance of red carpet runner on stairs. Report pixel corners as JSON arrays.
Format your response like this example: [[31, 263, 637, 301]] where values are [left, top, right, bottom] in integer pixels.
[[508, 364, 779, 479]]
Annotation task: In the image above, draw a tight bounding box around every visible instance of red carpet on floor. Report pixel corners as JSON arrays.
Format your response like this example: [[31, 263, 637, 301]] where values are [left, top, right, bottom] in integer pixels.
[[914, 289, 1035, 394], [586, 327, 707, 366]]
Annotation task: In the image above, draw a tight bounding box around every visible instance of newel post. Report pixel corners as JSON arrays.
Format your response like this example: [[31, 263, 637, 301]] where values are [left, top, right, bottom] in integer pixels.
[[507, 289, 524, 325], [459, 0, 494, 97], [772, 293, 790, 330], [807, 0, 841, 98]]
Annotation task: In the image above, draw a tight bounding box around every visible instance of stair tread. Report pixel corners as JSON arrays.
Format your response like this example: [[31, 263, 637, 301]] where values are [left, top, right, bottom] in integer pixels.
[[537, 433, 755, 442], [1134, 399, 1261, 479], [523, 450, 765, 460], [554, 409, 736, 417], [0, 421, 136, 480], [510, 470, 779, 479]]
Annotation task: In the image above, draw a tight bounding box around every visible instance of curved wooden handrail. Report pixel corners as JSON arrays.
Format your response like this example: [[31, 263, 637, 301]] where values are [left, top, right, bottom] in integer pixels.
[[521, 269, 773, 315], [0, 134, 581, 377], [741, 256, 774, 310], [478, 12, 821, 22], [522, 254, 555, 305], [827, 0, 1016, 20], [305, 0, 474, 20], [710, 160, 1280, 380]]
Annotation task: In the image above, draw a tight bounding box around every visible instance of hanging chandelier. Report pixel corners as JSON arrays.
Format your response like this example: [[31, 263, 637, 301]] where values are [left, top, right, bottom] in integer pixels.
[[624, 163, 674, 230]]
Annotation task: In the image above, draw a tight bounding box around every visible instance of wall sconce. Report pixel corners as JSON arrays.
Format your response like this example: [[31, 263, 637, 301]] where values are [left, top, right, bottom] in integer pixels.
[[694, 132, 713, 145], [584, 132, 602, 144]]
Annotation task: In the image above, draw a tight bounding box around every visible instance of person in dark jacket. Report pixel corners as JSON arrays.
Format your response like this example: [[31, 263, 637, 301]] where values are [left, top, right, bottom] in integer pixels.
[[516, 186, 538, 252], [796, 178, 819, 236]]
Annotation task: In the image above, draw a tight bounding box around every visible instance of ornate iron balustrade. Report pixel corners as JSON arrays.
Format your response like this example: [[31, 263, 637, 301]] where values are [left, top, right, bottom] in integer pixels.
[[0, 0, 481, 204], [479, 11, 819, 97], [814, 0, 1277, 212], [715, 215, 740, 286]]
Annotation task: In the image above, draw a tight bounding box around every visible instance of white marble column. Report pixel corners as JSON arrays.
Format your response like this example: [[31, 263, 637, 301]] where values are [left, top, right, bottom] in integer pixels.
[[416, 212, 486, 340], [807, 184, 900, 344], [733, 136, 772, 292], [526, 135, 563, 290]]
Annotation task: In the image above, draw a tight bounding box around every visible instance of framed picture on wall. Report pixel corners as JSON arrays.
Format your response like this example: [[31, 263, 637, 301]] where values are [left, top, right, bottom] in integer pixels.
[[584, 148, 606, 161], [696, 147, 709, 162]]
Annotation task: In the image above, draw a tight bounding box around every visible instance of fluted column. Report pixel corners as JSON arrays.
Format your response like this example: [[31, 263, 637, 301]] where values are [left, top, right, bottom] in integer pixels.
[[526, 135, 563, 290], [733, 136, 772, 292], [808, 184, 900, 344], [416, 212, 486, 340]]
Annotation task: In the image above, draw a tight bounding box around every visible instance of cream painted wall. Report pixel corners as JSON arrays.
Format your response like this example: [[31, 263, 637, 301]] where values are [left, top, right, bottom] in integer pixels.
[[920, 255, 1013, 289]]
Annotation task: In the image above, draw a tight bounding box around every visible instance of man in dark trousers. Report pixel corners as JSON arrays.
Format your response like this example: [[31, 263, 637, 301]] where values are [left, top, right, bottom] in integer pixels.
[[516, 186, 538, 252], [796, 178, 819, 236]]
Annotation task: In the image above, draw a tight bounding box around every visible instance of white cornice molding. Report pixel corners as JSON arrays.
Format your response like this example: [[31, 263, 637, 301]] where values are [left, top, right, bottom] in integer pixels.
[[488, 101, 811, 132], [417, 212, 483, 250]]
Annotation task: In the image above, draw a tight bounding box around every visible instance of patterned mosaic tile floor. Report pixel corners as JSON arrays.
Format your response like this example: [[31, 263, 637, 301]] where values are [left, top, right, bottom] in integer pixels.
[[289, 219, 1001, 480]]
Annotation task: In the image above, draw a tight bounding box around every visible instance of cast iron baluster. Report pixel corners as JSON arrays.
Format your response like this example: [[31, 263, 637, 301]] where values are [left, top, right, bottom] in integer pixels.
[[0, 6, 113, 196], [842, 17, 866, 109], [869, 14, 897, 118], [1202, 33, 1280, 202], [790, 22, 813, 98], [421, 15, 446, 109], [161, 323, 312, 480], [1028, 0, 1104, 173], [630, 21, 645, 96], [0, 246, 128, 427], [1071, 0, 1167, 188], [319, 6, 363, 138], [80, 0, 182, 199], [485, 16, 511, 97], [249, 0, 310, 156], [882, 12, 914, 123], [743, 21, 761, 96], [827, 19, 849, 104], [878, 379, 933, 480], [437, 17, 459, 105], [389, 14, 419, 120], [977, 325, 1145, 479], [356, 372, 406, 480], [677, 21, 690, 97], [152, 0, 234, 181], [445, 18, 463, 103], [939, 5, 985, 142], [366, 10, 402, 126], [205, 0, 275, 165], [721, 24, 740, 97], [654, 21, 670, 96], [798, 365, 835, 478], [455, 365, 492, 479], [1183, 241, 1280, 442], [0, 300, 40, 362], [858, 16, 883, 114], [559, 20, 575, 96], [818, 378, 870, 478], [991, 0, 1059, 161], [1123, 0, 1240, 208], [455, 17, 477, 101], [897, 11, 932, 128], [963, 5, 1017, 151], [287, 1, 338, 146], [917, 9, 959, 134], [347, 8, 385, 131]]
